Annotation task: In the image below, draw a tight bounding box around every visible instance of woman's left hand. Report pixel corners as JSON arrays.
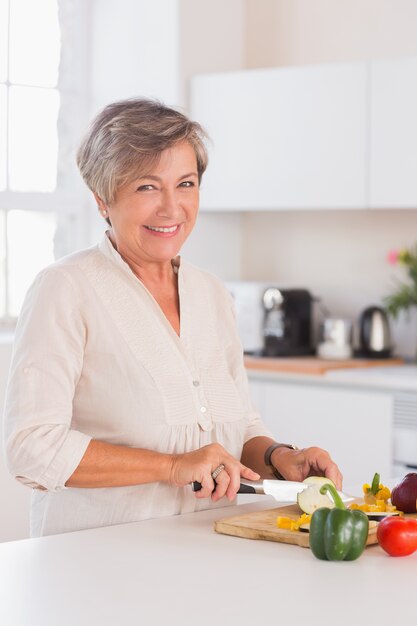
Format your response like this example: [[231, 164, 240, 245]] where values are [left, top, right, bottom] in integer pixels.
[[271, 446, 343, 491]]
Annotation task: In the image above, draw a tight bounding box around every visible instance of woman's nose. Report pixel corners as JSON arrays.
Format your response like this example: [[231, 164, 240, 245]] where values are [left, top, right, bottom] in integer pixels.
[[157, 188, 183, 219]]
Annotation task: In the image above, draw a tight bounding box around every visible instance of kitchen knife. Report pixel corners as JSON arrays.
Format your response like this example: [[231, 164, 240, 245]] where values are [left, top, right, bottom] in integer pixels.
[[191, 479, 353, 503]]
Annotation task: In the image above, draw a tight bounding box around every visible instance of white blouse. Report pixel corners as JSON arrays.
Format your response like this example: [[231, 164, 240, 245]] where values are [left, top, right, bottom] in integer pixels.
[[3, 233, 271, 536]]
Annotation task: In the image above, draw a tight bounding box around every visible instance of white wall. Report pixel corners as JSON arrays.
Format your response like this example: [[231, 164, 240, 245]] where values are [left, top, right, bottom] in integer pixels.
[[245, 0, 417, 68], [179, 0, 246, 106], [90, 0, 246, 113], [181, 212, 242, 280], [90, 0, 181, 114], [242, 210, 417, 358], [240, 0, 417, 358]]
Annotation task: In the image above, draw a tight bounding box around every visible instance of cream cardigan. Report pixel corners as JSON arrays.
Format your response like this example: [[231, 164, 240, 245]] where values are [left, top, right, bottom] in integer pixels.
[[3, 233, 271, 536]]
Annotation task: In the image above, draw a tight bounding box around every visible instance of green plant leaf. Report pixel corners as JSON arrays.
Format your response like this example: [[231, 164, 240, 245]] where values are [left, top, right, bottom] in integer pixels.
[[384, 283, 417, 319]]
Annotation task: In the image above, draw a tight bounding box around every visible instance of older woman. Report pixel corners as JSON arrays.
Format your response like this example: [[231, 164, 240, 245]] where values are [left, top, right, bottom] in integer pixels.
[[4, 98, 342, 537]]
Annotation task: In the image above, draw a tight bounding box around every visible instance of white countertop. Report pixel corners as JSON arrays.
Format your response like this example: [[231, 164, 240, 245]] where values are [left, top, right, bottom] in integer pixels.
[[325, 364, 417, 391], [248, 363, 417, 392], [0, 499, 415, 626]]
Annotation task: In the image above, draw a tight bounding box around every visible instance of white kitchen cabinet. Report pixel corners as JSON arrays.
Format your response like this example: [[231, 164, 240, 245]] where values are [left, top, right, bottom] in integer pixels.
[[370, 58, 417, 208], [248, 377, 393, 491], [190, 63, 368, 211]]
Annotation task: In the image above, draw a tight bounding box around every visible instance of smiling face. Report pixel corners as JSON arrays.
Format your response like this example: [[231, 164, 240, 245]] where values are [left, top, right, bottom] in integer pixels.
[[96, 141, 199, 268]]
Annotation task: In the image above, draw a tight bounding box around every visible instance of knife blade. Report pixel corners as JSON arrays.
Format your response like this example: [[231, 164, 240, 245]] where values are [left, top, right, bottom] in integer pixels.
[[191, 479, 353, 503]]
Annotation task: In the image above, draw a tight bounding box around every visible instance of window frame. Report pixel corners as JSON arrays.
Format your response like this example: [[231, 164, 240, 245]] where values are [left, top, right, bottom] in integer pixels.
[[0, 0, 93, 328]]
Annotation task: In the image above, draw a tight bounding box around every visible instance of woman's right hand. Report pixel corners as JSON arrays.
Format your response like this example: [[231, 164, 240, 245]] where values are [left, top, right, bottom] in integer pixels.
[[168, 443, 259, 503]]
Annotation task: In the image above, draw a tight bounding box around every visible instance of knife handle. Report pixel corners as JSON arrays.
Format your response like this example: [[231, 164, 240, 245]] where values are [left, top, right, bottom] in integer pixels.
[[191, 481, 257, 494]]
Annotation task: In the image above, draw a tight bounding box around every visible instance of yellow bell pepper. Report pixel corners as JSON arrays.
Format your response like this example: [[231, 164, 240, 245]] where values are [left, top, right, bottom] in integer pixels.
[[276, 513, 311, 531], [363, 473, 391, 505], [349, 501, 398, 513]]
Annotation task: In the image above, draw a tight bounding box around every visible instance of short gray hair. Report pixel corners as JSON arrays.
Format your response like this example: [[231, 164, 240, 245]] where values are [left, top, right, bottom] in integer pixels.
[[76, 98, 209, 204]]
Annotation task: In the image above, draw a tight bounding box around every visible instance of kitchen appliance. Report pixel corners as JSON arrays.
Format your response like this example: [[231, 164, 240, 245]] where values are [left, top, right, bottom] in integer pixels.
[[225, 281, 271, 353], [317, 318, 353, 360], [357, 306, 392, 358], [225, 282, 317, 356], [192, 479, 352, 503], [262, 287, 314, 357]]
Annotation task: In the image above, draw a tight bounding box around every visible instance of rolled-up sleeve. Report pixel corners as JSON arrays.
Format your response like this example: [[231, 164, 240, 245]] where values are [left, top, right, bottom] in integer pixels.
[[3, 268, 92, 491]]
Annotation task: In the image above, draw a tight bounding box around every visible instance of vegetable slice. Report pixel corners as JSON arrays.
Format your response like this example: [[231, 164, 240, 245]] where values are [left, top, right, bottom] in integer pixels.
[[297, 476, 336, 514]]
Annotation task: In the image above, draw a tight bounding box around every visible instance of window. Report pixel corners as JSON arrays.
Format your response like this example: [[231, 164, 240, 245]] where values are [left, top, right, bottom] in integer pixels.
[[0, 0, 90, 326], [0, 0, 59, 322]]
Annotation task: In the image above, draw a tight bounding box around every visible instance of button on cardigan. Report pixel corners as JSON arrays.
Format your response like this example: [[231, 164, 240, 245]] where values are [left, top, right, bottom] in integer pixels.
[[3, 233, 271, 536]]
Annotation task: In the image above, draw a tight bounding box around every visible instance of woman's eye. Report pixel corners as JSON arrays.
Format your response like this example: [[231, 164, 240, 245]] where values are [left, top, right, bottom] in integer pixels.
[[179, 181, 195, 188], [137, 184, 155, 192]]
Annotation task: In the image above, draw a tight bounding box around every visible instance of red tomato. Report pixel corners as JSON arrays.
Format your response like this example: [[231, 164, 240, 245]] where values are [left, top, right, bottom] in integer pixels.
[[377, 516, 417, 557]]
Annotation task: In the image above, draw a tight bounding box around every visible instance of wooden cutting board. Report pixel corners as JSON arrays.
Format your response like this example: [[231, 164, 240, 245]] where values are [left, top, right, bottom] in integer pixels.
[[214, 504, 378, 548], [244, 356, 404, 376]]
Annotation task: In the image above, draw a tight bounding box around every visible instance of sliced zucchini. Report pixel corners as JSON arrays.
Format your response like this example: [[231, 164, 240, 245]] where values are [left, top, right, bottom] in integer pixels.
[[365, 511, 400, 521], [297, 476, 336, 514]]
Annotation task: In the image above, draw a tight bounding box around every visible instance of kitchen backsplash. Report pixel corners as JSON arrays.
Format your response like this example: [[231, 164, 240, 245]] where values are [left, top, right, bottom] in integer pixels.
[[183, 208, 417, 360]]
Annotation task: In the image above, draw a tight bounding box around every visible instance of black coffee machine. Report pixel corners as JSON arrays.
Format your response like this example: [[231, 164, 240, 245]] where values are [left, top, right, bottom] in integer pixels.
[[262, 287, 314, 357]]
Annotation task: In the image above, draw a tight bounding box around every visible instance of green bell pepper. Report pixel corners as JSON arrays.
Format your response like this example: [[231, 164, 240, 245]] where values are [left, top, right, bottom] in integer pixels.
[[309, 483, 369, 561]]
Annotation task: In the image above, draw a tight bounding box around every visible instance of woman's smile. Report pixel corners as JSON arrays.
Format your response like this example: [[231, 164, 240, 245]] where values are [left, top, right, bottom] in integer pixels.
[[143, 224, 181, 237]]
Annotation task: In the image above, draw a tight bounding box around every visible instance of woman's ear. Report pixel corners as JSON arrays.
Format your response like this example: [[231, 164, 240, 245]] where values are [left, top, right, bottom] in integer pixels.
[[94, 193, 112, 226], [94, 193, 109, 219]]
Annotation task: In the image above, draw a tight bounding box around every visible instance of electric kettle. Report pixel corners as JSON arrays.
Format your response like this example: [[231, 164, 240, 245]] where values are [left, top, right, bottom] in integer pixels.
[[357, 306, 392, 358]]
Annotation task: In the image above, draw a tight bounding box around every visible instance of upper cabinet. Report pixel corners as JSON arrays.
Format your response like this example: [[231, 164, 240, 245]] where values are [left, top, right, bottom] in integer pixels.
[[370, 58, 417, 208], [190, 63, 368, 210], [191, 58, 417, 211]]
